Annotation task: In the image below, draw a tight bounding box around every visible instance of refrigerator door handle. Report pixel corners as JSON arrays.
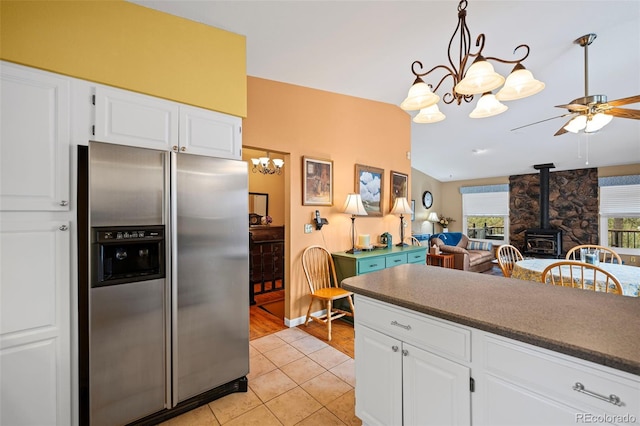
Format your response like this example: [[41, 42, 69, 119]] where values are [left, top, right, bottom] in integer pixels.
[[169, 151, 179, 408]]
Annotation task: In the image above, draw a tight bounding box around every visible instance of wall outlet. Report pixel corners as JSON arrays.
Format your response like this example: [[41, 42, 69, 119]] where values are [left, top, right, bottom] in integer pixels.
[[304, 223, 313, 234]]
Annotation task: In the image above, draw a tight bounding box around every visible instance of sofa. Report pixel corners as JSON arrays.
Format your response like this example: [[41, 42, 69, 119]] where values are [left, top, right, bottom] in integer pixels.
[[429, 232, 494, 273]]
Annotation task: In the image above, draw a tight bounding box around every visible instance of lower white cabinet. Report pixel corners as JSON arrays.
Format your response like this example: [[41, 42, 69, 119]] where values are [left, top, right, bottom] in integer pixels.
[[0, 221, 71, 425]]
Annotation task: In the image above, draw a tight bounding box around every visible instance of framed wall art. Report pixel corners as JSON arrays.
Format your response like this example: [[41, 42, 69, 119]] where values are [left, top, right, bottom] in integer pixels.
[[302, 156, 333, 206], [355, 164, 384, 216], [390, 170, 408, 211]]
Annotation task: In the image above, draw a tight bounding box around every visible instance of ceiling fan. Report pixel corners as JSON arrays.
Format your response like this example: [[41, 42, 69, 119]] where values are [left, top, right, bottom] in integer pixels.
[[513, 33, 640, 135]]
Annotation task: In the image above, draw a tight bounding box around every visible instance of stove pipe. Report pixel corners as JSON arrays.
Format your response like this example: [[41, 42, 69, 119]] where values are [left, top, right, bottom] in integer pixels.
[[533, 163, 555, 229]]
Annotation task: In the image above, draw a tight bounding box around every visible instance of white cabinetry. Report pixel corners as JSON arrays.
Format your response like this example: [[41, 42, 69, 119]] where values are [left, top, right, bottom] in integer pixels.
[[354, 296, 471, 426], [0, 62, 70, 211], [0, 221, 71, 426], [94, 86, 242, 159]]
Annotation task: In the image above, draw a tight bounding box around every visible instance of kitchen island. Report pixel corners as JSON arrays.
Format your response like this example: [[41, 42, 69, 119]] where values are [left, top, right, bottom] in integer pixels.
[[342, 264, 640, 426]]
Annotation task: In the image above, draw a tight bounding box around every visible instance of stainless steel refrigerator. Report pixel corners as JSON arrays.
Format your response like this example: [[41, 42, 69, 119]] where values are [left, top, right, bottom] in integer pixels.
[[78, 141, 249, 425]]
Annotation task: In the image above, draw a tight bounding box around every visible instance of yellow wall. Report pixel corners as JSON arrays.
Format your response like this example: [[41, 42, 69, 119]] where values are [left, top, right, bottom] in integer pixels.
[[0, 0, 246, 117], [244, 77, 412, 320]]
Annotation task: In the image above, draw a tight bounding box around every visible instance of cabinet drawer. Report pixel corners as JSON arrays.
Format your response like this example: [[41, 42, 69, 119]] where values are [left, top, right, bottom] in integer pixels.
[[356, 296, 470, 362], [385, 253, 407, 268], [484, 335, 640, 418], [407, 251, 426, 264], [357, 258, 386, 274]]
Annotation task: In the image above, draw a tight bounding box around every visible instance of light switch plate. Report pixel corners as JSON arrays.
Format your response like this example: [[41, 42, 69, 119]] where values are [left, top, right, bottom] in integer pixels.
[[304, 223, 313, 233]]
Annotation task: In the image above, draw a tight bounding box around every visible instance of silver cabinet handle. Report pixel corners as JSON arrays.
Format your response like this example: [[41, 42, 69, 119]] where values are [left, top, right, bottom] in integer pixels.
[[59, 200, 68, 206], [391, 345, 399, 352], [180, 146, 186, 152], [391, 320, 411, 331], [573, 382, 623, 406], [59, 225, 68, 231], [172, 145, 179, 151], [402, 349, 409, 356]]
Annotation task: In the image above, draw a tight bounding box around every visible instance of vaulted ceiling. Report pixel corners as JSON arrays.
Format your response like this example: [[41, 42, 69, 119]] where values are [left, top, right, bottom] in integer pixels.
[[132, 0, 640, 181]]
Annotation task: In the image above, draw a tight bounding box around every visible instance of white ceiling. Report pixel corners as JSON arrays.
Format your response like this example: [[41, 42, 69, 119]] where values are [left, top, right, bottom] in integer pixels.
[[131, 0, 640, 182]]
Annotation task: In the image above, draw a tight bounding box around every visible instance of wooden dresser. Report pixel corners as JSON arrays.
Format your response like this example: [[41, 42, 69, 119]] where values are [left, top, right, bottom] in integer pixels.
[[249, 226, 285, 304]]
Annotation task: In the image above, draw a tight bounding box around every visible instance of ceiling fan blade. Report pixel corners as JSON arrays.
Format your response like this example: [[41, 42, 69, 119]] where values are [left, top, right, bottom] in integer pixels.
[[555, 103, 589, 112], [607, 95, 640, 107], [606, 108, 640, 120], [510, 113, 572, 131]]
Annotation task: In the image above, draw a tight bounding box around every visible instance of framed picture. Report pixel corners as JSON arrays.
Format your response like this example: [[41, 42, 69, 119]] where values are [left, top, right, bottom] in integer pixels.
[[390, 170, 408, 211], [411, 199, 415, 221], [302, 156, 333, 206], [355, 164, 384, 216]]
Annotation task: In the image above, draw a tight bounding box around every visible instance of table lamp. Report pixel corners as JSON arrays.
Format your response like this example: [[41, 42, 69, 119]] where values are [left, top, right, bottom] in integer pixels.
[[427, 211, 439, 234], [391, 197, 413, 246], [343, 193, 368, 253]]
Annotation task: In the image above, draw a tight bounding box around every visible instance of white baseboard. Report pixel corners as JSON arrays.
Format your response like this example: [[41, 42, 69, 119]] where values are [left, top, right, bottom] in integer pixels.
[[284, 309, 326, 328]]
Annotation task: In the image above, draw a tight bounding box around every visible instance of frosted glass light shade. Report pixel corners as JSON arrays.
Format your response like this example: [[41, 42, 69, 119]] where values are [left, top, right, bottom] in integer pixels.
[[455, 59, 505, 96], [585, 113, 613, 133], [427, 212, 439, 222], [343, 193, 368, 216], [413, 104, 446, 124], [469, 93, 508, 118], [401, 79, 440, 111], [391, 197, 413, 215], [564, 115, 587, 133], [496, 66, 545, 101], [272, 158, 284, 168]]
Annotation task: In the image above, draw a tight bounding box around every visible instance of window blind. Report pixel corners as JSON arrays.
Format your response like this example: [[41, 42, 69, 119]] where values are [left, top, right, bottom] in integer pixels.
[[462, 192, 509, 216], [599, 184, 640, 216]]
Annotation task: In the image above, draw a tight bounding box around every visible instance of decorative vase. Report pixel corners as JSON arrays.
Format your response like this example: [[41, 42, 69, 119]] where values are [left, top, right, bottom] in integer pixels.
[[442, 228, 449, 233]]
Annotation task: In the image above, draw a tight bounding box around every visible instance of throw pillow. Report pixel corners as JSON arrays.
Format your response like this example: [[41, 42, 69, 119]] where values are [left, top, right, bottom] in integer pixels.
[[467, 240, 493, 251]]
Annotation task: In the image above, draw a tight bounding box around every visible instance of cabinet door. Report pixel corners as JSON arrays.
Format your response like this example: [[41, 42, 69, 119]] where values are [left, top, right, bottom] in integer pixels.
[[355, 324, 403, 426], [1, 62, 70, 211], [94, 85, 178, 150], [179, 105, 242, 159], [403, 342, 471, 426], [0, 221, 71, 425]]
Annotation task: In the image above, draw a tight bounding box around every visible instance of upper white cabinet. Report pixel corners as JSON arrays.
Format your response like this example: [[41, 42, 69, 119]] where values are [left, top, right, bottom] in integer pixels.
[[179, 104, 242, 159], [94, 85, 242, 159], [0, 62, 70, 211], [94, 86, 179, 151]]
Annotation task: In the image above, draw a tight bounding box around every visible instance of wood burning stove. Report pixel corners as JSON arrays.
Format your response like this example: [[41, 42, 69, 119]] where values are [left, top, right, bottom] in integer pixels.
[[523, 164, 563, 258]]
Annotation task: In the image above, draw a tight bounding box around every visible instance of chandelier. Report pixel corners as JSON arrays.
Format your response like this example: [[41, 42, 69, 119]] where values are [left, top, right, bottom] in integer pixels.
[[251, 154, 284, 175], [401, 0, 545, 123]]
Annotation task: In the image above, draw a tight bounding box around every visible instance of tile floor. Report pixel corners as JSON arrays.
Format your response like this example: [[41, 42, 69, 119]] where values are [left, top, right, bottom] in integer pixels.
[[161, 327, 361, 425]]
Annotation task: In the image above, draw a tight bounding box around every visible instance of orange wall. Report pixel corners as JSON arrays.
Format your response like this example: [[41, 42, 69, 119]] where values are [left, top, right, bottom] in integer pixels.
[[244, 77, 412, 320]]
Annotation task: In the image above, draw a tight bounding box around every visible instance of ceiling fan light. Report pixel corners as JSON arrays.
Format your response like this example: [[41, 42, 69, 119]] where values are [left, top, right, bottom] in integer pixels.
[[400, 79, 440, 111], [469, 93, 508, 118], [413, 104, 446, 124], [496, 66, 545, 101], [564, 115, 587, 133], [585, 113, 613, 133], [455, 59, 505, 96]]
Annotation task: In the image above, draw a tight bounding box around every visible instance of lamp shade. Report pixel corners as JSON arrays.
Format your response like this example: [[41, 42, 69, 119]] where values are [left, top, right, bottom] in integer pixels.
[[585, 113, 613, 133], [400, 78, 440, 111], [390, 197, 413, 215], [455, 58, 505, 96], [427, 212, 440, 222], [413, 104, 446, 124], [564, 115, 587, 133], [495, 64, 545, 101], [469, 93, 508, 118], [343, 193, 368, 216]]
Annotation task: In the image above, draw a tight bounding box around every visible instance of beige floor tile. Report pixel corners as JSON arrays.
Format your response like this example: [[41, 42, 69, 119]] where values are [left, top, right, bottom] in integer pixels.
[[207, 387, 263, 424], [325, 389, 362, 426], [249, 368, 297, 403], [296, 407, 346, 426], [329, 358, 356, 387], [265, 386, 322, 426], [247, 351, 277, 381], [274, 327, 309, 343], [251, 334, 288, 353], [263, 343, 305, 367], [307, 345, 351, 370], [280, 356, 326, 385], [223, 405, 282, 426], [300, 371, 352, 406], [289, 335, 329, 355], [159, 405, 219, 426]]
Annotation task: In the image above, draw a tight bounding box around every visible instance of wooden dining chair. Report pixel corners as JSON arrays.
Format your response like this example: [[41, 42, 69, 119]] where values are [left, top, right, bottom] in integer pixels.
[[540, 260, 623, 295], [565, 244, 622, 264], [302, 245, 355, 341], [496, 244, 524, 278]]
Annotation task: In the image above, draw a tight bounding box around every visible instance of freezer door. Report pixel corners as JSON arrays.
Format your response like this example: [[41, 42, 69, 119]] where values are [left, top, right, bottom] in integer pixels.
[[173, 154, 250, 403]]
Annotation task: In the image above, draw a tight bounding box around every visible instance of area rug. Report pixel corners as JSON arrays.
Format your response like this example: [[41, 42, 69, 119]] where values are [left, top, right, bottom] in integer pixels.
[[259, 300, 284, 319]]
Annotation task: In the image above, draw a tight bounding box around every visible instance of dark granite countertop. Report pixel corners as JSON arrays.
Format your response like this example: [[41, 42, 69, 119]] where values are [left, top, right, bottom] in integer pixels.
[[341, 264, 640, 376]]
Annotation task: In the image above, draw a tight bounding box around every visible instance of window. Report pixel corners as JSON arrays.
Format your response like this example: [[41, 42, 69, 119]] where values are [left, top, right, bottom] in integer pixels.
[[599, 180, 640, 254], [461, 186, 509, 243]]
